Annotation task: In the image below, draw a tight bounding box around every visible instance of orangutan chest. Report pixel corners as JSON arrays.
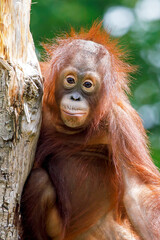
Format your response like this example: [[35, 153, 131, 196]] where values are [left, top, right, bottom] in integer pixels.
[[44, 145, 113, 237], [46, 145, 112, 214]]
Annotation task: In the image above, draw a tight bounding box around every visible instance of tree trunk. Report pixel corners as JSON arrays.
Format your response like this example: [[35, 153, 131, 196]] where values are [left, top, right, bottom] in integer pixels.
[[0, 0, 42, 239]]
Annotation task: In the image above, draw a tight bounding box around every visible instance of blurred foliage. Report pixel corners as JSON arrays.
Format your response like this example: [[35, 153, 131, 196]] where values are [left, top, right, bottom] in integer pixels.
[[30, 0, 160, 165], [31, 0, 137, 44]]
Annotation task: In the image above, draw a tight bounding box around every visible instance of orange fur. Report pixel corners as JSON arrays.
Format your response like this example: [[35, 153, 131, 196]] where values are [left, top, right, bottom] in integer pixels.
[[21, 22, 160, 240]]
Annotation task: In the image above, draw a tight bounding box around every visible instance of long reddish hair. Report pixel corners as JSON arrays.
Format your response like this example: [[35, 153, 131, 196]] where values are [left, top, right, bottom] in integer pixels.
[[41, 21, 160, 215]]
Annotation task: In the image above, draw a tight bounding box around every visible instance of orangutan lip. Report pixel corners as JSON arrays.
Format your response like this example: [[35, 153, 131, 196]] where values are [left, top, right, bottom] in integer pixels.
[[62, 109, 86, 116]]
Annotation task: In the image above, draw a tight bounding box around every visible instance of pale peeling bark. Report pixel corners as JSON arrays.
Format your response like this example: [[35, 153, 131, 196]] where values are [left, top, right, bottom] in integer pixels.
[[0, 0, 42, 239]]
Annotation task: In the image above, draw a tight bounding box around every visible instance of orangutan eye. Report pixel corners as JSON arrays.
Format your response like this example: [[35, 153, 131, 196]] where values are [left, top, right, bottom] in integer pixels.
[[83, 81, 93, 88], [64, 75, 76, 89], [82, 80, 95, 93], [67, 77, 75, 84]]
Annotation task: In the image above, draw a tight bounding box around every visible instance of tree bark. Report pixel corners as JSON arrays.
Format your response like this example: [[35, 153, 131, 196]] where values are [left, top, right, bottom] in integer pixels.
[[0, 0, 42, 239]]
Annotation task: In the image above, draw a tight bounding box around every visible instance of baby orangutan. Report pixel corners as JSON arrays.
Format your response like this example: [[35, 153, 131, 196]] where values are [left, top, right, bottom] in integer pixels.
[[21, 22, 160, 240]]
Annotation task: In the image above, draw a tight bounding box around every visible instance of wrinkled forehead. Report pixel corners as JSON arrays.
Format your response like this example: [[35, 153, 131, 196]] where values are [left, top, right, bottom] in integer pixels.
[[67, 40, 110, 71]]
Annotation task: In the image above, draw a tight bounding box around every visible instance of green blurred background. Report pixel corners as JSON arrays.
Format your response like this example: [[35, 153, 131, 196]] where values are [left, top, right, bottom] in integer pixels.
[[30, 0, 160, 166]]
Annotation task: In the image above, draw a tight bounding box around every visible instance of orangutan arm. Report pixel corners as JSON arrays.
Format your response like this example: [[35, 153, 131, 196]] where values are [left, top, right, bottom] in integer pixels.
[[123, 169, 160, 240]]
